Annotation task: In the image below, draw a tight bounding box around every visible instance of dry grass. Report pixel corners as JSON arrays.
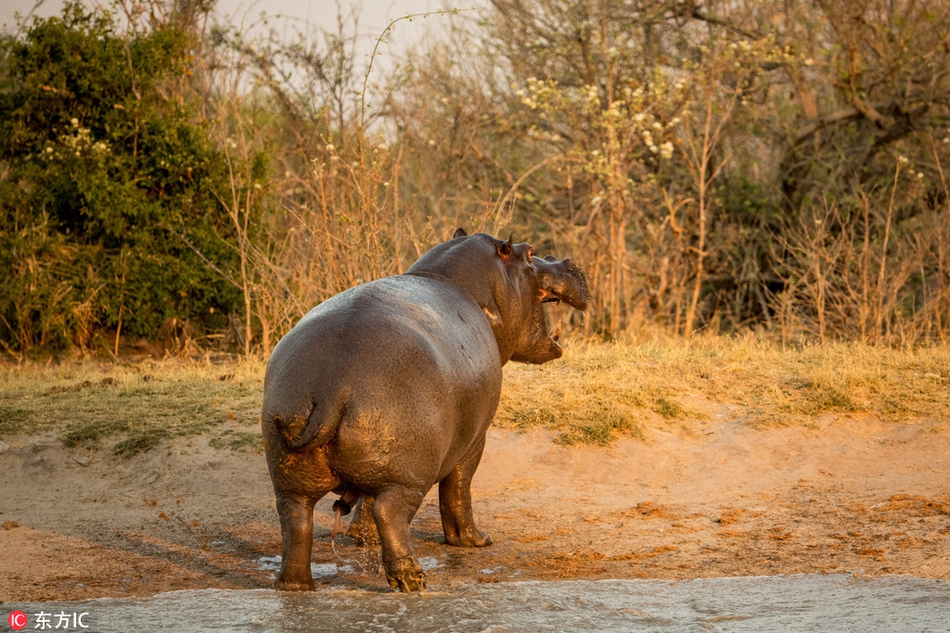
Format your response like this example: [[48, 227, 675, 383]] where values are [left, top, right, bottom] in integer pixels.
[[497, 333, 950, 443], [1, 335, 948, 454], [0, 357, 266, 456]]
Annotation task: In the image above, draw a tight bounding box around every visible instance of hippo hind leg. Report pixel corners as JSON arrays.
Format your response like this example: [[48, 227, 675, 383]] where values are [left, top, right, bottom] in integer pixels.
[[269, 445, 343, 590], [274, 490, 328, 591], [371, 485, 426, 592]]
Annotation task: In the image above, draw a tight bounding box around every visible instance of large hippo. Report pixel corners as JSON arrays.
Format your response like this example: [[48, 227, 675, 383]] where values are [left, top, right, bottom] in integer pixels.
[[261, 229, 589, 592]]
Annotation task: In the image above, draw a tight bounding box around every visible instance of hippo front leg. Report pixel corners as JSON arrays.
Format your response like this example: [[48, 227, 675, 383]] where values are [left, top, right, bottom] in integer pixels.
[[438, 436, 492, 547], [275, 492, 317, 591], [371, 485, 426, 592]]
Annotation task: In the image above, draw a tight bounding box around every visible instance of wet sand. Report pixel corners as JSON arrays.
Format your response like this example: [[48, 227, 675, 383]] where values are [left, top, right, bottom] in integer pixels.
[[1, 416, 949, 602]]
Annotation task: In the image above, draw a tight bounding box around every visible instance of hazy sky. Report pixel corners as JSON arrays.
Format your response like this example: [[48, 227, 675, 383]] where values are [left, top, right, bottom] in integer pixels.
[[1, 0, 485, 57]]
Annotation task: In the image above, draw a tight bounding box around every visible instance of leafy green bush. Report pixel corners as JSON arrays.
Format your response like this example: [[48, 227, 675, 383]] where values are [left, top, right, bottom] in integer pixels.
[[0, 1, 240, 352]]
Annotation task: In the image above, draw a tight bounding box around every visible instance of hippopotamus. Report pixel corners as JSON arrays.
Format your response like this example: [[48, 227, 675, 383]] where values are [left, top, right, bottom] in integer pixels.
[[261, 229, 589, 592]]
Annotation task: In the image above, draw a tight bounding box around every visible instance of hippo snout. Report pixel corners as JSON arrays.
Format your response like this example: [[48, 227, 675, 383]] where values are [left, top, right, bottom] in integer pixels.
[[535, 256, 590, 311]]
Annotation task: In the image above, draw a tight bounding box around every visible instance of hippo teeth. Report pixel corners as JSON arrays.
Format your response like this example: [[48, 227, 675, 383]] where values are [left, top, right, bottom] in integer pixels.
[[540, 288, 560, 304], [549, 321, 562, 342]]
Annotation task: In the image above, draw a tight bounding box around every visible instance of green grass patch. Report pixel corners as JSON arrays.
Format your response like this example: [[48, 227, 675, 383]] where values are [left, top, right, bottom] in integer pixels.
[[0, 405, 34, 435], [651, 395, 684, 419], [554, 409, 645, 446], [113, 429, 171, 457], [210, 430, 262, 452]]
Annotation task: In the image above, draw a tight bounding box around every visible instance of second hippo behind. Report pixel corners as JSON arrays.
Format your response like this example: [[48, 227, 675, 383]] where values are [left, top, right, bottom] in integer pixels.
[[262, 229, 589, 592]]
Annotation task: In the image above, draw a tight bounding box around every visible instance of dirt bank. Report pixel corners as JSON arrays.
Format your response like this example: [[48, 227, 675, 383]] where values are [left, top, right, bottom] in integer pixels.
[[2, 415, 949, 602]]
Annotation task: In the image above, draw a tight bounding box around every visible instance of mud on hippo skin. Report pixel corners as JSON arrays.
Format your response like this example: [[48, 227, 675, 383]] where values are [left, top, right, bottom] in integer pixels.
[[261, 229, 589, 592]]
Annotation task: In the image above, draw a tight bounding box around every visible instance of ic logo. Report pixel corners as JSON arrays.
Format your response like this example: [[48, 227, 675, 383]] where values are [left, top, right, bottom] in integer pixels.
[[7, 611, 28, 631]]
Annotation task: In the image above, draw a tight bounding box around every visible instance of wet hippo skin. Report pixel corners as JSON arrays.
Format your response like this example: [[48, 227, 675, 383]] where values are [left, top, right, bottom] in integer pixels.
[[261, 230, 589, 592]]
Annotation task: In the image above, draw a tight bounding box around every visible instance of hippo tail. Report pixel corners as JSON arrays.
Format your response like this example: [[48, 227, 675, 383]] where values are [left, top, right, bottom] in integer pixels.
[[272, 389, 350, 450]]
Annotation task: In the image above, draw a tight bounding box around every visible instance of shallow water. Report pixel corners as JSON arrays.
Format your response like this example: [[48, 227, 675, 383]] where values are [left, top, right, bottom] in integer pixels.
[[7, 574, 949, 632]]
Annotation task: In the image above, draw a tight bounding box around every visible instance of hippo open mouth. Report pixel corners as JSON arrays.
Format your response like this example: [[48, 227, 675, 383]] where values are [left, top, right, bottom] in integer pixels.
[[534, 256, 590, 350], [540, 293, 564, 343]]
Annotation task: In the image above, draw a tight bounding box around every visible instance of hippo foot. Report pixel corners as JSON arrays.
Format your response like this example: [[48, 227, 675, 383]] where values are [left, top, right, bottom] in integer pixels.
[[275, 575, 316, 592], [444, 528, 492, 548], [385, 556, 426, 593]]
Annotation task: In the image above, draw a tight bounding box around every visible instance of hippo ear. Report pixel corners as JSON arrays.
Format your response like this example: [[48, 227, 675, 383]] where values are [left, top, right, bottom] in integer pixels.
[[453, 228, 468, 239], [495, 236, 515, 261]]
